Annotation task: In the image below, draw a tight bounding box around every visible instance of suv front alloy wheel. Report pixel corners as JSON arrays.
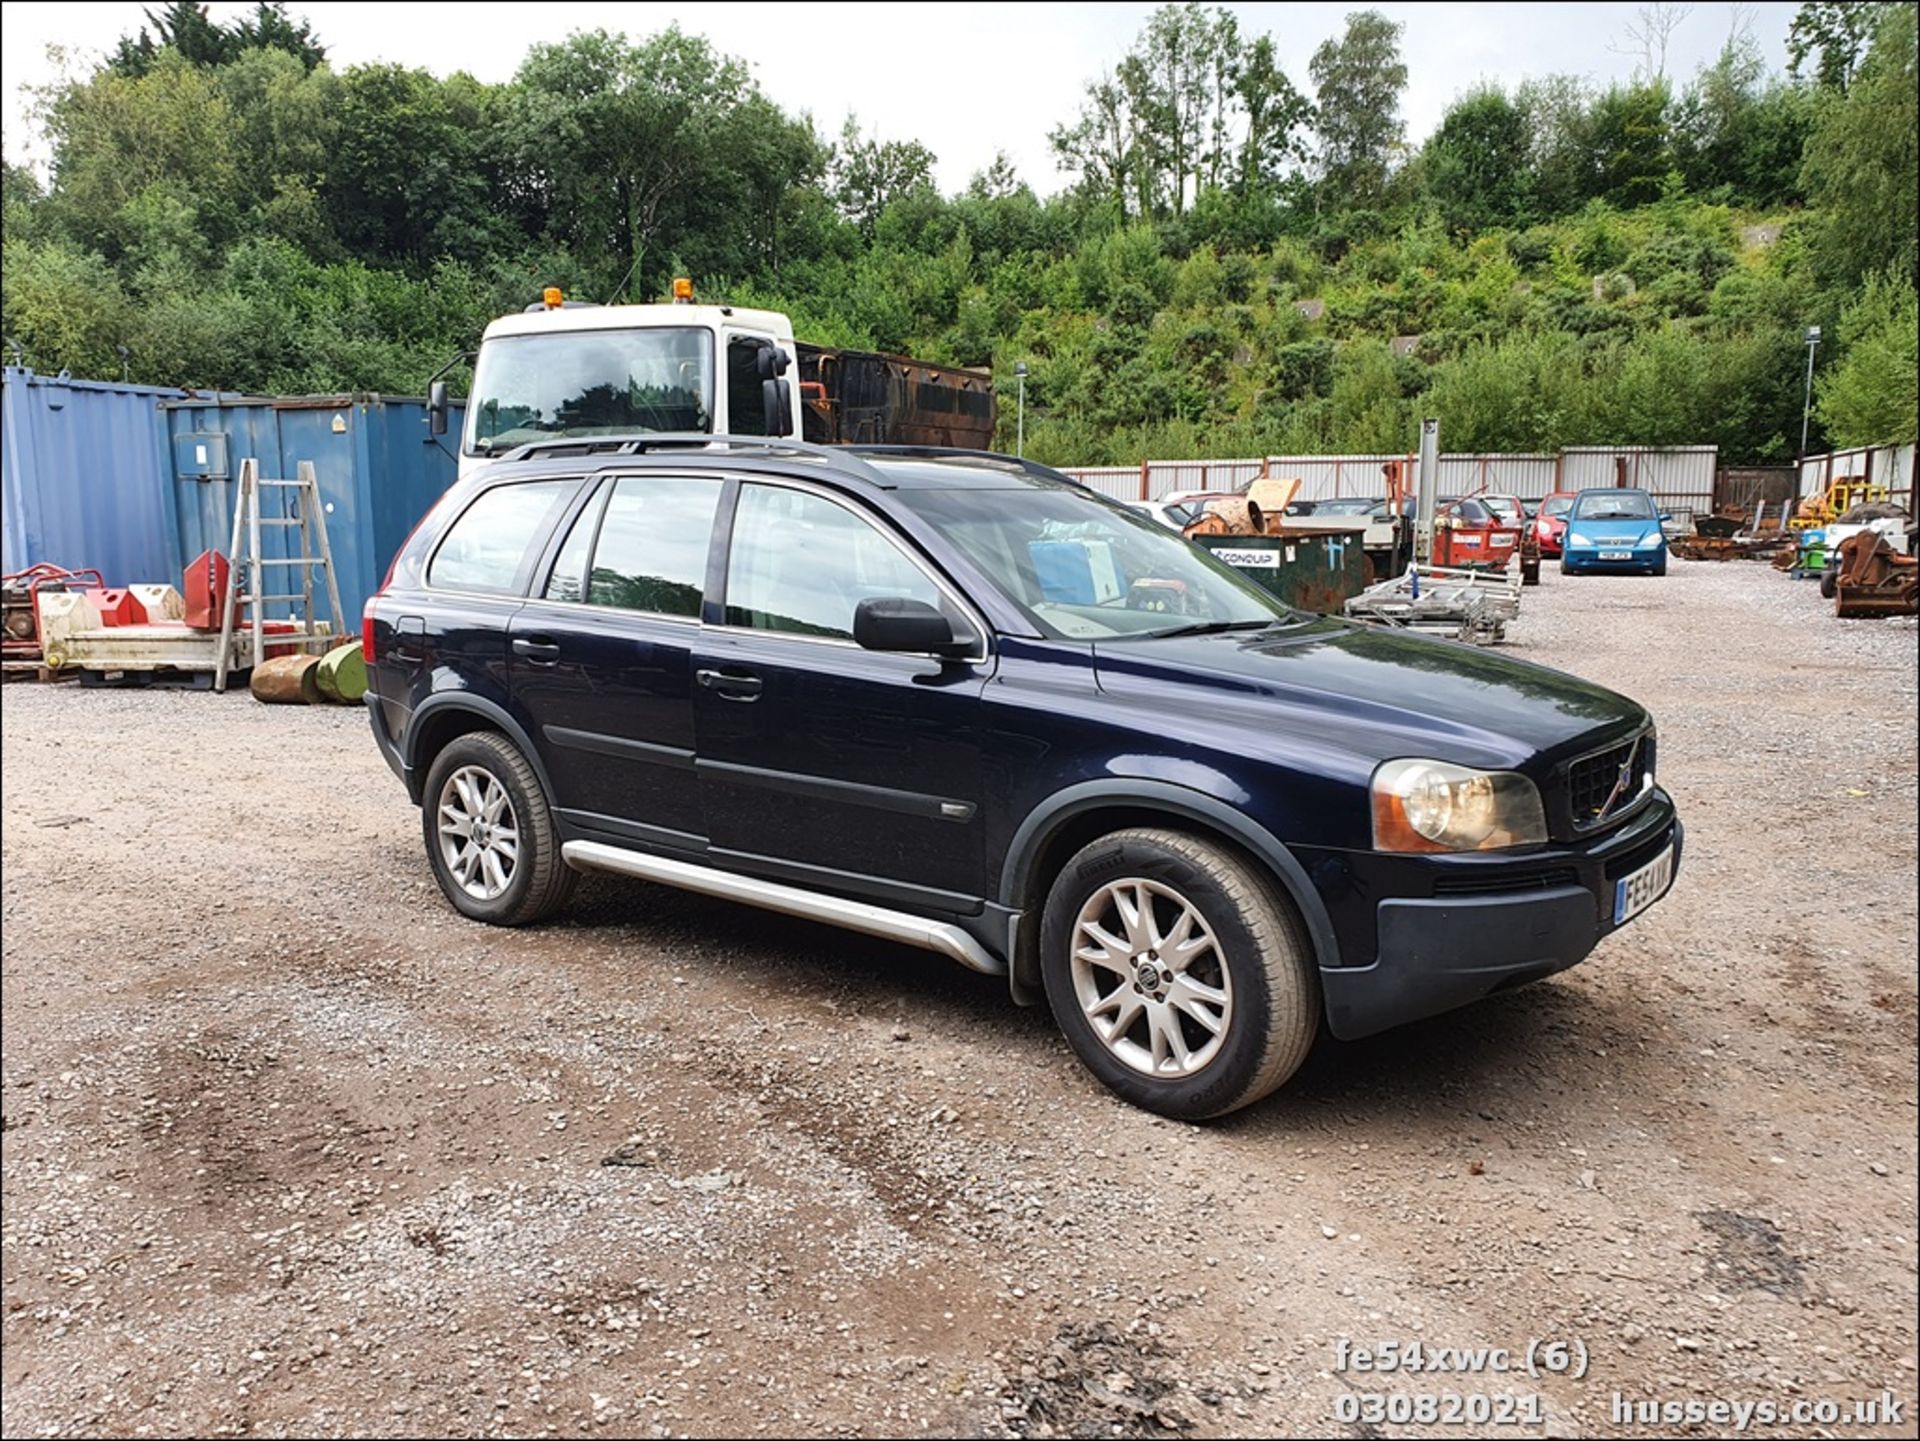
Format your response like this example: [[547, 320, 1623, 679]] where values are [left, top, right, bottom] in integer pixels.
[[1041, 828, 1319, 1120]]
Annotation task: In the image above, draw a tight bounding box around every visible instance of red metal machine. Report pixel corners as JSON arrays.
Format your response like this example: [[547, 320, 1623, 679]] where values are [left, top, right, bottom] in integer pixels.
[[2, 565, 106, 672]]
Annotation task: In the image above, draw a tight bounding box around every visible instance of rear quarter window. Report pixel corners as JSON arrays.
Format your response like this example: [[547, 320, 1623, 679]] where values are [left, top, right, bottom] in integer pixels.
[[428, 479, 575, 593]]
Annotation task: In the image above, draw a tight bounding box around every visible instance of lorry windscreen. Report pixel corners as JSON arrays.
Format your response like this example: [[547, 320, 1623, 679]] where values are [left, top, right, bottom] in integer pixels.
[[467, 328, 714, 454]]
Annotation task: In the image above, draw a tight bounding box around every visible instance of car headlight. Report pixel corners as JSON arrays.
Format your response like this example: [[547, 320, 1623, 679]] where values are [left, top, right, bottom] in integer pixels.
[[1371, 758, 1548, 853], [1639, 532, 1664, 548], [1568, 531, 1594, 547]]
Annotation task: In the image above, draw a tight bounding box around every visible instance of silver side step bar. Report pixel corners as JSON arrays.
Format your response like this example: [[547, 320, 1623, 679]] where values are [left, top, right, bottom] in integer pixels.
[[560, 840, 1007, 977]]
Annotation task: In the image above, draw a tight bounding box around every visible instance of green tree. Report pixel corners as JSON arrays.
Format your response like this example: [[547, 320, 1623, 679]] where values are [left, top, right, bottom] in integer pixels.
[[1814, 269, 1919, 443], [1800, 2, 1919, 289], [1586, 81, 1675, 207], [229, 3, 325, 70], [830, 117, 936, 240], [1423, 87, 1534, 232], [1787, 0, 1888, 89], [1233, 35, 1314, 197], [33, 50, 246, 258], [509, 27, 766, 297], [109, 1, 324, 76], [1309, 10, 1407, 208], [1517, 74, 1596, 216]]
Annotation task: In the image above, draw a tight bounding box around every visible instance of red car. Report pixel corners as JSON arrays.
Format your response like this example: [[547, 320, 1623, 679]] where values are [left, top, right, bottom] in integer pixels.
[[1532, 492, 1577, 556]]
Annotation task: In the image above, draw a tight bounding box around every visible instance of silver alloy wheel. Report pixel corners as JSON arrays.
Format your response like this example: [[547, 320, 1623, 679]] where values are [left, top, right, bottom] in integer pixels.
[[1070, 877, 1233, 1077], [436, 764, 520, 901]]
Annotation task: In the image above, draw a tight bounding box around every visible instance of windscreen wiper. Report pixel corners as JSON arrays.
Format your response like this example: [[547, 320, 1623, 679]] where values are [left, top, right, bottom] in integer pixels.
[[1145, 618, 1288, 640]]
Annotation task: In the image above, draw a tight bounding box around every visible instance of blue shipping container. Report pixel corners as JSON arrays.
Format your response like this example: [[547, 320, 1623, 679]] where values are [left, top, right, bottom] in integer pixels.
[[167, 394, 464, 626], [2, 366, 186, 586]]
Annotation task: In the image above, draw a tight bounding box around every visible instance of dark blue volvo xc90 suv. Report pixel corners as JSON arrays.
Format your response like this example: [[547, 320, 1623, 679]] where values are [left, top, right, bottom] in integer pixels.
[[365, 438, 1681, 1119]]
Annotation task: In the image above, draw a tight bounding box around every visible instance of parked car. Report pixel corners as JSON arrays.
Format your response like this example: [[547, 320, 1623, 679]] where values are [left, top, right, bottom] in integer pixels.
[[1311, 497, 1392, 519], [1124, 499, 1203, 532], [1561, 488, 1669, 575], [365, 439, 1681, 1120], [1435, 496, 1538, 584], [1481, 493, 1544, 583], [1534, 491, 1577, 557]]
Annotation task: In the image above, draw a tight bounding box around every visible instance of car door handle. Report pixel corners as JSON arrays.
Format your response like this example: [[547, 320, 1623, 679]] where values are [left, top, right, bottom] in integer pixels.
[[696, 667, 763, 700], [513, 637, 561, 663]]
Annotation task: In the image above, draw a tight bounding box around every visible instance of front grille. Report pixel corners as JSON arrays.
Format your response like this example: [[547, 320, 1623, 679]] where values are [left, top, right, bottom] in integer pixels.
[[1433, 866, 1580, 896], [1566, 733, 1653, 831], [1604, 827, 1674, 882]]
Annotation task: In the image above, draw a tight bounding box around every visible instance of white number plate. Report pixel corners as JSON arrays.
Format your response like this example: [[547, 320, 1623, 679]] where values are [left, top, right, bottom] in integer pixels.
[[1599, 549, 1632, 560], [1613, 844, 1674, 925]]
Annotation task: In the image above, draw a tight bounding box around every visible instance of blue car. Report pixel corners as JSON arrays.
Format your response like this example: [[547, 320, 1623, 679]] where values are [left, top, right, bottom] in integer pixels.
[[1560, 488, 1668, 576]]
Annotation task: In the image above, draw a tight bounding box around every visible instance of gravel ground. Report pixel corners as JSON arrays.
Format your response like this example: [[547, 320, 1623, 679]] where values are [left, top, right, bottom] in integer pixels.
[[3, 559, 1915, 1439]]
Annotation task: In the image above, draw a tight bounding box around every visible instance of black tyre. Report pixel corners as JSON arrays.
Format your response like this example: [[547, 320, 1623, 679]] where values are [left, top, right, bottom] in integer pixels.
[[421, 731, 575, 925], [1819, 567, 1837, 600], [1039, 828, 1319, 1120]]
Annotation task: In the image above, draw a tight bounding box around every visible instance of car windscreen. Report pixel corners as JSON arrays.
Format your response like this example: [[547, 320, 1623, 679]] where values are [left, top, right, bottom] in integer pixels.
[[467, 328, 713, 454], [1483, 497, 1524, 521], [894, 486, 1299, 640], [1314, 498, 1380, 514], [1540, 494, 1574, 517], [1572, 491, 1656, 520]]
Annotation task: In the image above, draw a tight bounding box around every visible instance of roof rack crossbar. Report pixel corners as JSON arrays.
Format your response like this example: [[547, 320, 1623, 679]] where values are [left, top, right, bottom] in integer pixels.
[[841, 445, 1088, 490], [491, 432, 888, 482]]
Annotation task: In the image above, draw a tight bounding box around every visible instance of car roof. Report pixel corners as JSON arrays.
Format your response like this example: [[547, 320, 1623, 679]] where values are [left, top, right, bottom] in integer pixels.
[[463, 437, 1087, 496]]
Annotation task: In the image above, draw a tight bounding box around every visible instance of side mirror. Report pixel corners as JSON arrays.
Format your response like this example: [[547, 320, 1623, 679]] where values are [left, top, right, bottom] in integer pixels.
[[762, 377, 793, 438], [427, 380, 449, 437], [1658, 512, 1673, 523], [853, 596, 972, 659]]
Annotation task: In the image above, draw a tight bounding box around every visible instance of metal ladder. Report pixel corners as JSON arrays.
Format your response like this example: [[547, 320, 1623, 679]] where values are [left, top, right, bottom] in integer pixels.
[[213, 458, 346, 693]]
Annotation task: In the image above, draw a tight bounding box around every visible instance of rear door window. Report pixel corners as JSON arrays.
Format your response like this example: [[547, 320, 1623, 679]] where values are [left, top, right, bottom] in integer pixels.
[[429, 480, 574, 593], [585, 476, 724, 617], [542, 482, 609, 603]]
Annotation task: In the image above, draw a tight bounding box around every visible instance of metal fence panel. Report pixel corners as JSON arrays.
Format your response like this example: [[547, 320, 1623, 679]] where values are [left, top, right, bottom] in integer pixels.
[[2, 367, 184, 585], [1062, 448, 1712, 510], [1798, 443, 1915, 508]]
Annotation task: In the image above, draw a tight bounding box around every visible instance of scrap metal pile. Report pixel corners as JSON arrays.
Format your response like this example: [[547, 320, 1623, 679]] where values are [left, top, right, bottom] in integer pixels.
[[1668, 507, 1795, 562], [1343, 555, 1526, 645], [1831, 529, 1919, 619]]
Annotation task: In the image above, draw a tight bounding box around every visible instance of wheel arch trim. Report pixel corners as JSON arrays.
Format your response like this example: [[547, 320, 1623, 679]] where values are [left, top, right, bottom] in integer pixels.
[[406, 693, 558, 805], [1000, 779, 1342, 982]]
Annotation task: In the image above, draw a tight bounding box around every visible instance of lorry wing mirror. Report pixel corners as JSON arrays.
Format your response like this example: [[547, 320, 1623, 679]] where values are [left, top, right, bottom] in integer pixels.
[[756, 346, 790, 379], [427, 380, 449, 437], [763, 377, 794, 438]]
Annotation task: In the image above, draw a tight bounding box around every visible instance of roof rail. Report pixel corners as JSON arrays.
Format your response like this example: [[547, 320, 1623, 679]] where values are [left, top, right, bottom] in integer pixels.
[[841, 445, 1089, 490], [490, 432, 887, 482]]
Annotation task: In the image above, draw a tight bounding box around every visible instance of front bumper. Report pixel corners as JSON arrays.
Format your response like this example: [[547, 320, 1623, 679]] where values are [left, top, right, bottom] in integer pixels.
[[1563, 544, 1665, 572], [1313, 793, 1682, 1041]]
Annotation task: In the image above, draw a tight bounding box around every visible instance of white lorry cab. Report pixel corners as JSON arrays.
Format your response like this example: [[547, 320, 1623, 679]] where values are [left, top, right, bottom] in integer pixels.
[[430, 281, 801, 482]]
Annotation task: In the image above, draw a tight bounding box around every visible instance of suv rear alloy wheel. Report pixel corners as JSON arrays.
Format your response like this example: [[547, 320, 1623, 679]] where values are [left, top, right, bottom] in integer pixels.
[[421, 732, 576, 925], [1041, 828, 1319, 1120]]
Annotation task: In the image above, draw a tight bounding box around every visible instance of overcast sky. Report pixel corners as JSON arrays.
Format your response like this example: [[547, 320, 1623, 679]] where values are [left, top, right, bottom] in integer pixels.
[[2, 1, 1801, 193]]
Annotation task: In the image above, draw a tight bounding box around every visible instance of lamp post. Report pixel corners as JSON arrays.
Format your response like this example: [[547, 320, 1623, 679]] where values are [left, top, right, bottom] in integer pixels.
[[1014, 361, 1028, 458], [1798, 325, 1821, 467]]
